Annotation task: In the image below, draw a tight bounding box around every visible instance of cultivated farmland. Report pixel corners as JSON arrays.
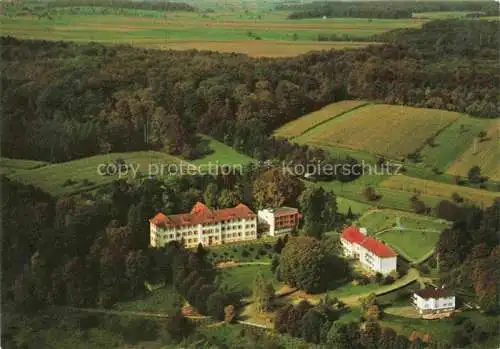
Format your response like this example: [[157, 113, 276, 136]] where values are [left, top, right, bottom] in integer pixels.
[[274, 100, 368, 138], [381, 175, 499, 206], [0, 9, 426, 57], [294, 104, 462, 159], [447, 121, 500, 181]]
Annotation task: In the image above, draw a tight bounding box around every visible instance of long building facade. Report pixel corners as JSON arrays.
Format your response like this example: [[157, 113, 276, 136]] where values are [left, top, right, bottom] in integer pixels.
[[149, 202, 257, 248], [341, 226, 398, 275]]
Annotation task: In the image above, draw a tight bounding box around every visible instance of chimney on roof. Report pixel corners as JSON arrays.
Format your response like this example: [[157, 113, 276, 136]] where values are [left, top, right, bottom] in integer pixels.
[[359, 227, 367, 236]]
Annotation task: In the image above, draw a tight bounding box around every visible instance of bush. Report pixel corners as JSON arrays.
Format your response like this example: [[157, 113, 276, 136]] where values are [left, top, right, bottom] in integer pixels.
[[62, 179, 77, 187], [241, 250, 250, 258], [383, 275, 395, 285], [259, 249, 267, 256], [453, 314, 466, 326]]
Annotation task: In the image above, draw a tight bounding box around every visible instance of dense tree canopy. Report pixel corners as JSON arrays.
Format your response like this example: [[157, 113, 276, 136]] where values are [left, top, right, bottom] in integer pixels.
[[1, 19, 498, 163]]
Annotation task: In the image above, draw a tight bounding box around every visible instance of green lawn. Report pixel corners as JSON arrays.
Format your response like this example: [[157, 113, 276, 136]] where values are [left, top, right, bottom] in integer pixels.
[[0, 157, 48, 170], [337, 196, 373, 215], [378, 229, 441, 262], [357, 209, 449, 261], [358, 209, 450, 234], [113, 285, 182, 314], [380, 311, 499, 346], [191, 135, 253, 167], [313, 177, 444, 213], [217, 264, 278, 295]]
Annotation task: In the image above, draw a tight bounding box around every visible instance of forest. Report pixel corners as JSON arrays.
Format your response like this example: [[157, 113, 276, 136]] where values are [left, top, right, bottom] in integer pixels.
[[1, 20, 498, 164], [282, 1, 500, 19]]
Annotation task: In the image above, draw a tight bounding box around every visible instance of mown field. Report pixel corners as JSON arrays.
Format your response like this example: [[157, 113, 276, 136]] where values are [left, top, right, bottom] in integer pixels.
[[273, 100, 369, 138], [294, 104, 462, 159], [447, 121, 499, 181], [0, 9, 427, 56], [381, 175, 499, 207]]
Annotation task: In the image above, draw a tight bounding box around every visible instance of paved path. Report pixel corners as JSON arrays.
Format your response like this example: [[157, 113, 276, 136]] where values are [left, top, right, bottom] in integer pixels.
[[51, 306, 209, 320], [216, 261, 271, 269]]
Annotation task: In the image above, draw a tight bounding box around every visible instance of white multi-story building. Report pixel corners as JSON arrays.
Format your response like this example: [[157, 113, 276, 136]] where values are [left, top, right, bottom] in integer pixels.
[[340, 226, 397, 275], [149, 202, 257, 248], [257, 207, 301, 236], [412, 286, 455, 318]]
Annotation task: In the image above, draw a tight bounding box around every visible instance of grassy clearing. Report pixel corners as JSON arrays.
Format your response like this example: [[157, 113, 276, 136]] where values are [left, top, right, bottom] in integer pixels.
[[192, 136, 253, 167], [313, 177, 443, 213], [0, 157, 48, 170], [380, 175, 499, 207], [217, 264, 278, 295], [447, 121, 500, 181], [113, 285, 181, 313], [419, 115, 493, 172], [337, 196, 373, 215], [295, 104, 461, 159], [273, 100, 369, 139], [5, 151, 185, 196]]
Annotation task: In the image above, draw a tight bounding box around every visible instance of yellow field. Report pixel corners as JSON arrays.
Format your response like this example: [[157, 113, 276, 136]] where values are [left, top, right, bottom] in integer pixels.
[[294, 104, 462, 158], [381, 175, 499, 206], [273, 100, 368, 138], [447, 122, 500, 181], [148, 40, 377, 58]]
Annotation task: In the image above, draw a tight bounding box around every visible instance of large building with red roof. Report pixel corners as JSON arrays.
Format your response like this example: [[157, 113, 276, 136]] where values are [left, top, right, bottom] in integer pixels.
[[149, 202, 257, 248], [340, 225, 397, 275]]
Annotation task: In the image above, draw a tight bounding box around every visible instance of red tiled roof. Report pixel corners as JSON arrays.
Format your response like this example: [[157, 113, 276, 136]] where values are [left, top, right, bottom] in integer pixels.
[[360, 236, 397, 258], [150, 202, 256, 228], [341, 226, 366, 244], [341, 226, 397, 258]]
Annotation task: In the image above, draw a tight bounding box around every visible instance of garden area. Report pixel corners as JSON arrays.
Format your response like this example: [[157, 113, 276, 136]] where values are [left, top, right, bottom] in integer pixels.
[[206, 238, 278, 265]]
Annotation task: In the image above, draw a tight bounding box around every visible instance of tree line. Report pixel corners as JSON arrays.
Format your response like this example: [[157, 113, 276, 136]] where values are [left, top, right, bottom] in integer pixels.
[[1, 19, 498, 163], [281, 1, 499, 19]]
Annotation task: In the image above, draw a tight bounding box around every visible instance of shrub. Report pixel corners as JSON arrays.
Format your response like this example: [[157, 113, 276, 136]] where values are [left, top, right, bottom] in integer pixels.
[[241, 250, 250, 258], [259, 249, 267, 256], [62, 179, 77, 187]]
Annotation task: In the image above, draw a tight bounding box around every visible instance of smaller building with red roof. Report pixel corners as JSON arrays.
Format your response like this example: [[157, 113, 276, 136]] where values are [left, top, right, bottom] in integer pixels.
[[340, 225, 397, 275], [149, 202, 257, 248]]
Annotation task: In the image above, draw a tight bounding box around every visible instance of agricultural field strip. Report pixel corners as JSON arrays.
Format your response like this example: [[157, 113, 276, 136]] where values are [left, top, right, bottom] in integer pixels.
[[446, 121, 500, 180], [381, 175, 499, 205], [284, 101, 370, 140], [298, 104, 461, 158]]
